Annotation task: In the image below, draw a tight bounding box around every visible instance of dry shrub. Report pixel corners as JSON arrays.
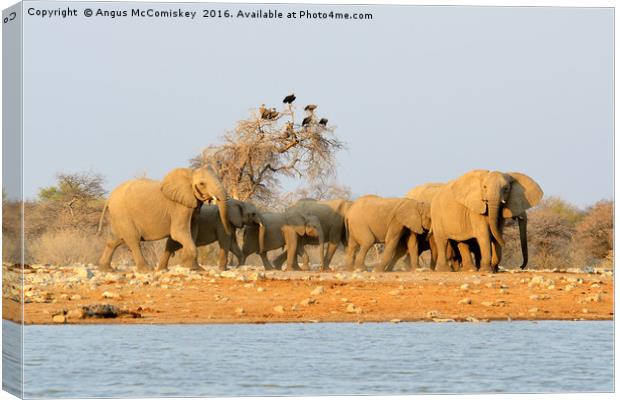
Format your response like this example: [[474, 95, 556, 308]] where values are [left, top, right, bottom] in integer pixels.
[[572, 200, 613, 268], [3, 200, 23, 264], [28, 229, 105, 265], [501, 197, 613, 270], [497, 218, 522, 268], [527, 206, 576, 270]]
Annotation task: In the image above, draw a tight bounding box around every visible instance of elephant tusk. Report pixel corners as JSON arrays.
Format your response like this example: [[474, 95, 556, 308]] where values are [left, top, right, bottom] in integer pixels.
[[211, 195, 218, 204]]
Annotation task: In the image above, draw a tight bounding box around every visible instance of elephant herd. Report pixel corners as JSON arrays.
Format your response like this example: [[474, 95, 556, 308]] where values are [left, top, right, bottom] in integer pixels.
[[97, 168, 543, 274]]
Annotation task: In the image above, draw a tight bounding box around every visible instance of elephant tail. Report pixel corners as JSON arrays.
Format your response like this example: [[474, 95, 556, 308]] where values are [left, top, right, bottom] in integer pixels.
[[97, 200, 109, 235]]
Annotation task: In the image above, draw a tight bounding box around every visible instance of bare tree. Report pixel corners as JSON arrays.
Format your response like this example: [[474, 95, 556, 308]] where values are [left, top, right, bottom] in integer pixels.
[[278, 179, 353, 210], [33, 171, 107, 233], [191, 100, 345, 207]]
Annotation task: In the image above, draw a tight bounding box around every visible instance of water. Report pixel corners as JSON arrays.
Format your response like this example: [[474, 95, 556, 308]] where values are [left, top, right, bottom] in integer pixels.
[[5, 320, 614, 398]]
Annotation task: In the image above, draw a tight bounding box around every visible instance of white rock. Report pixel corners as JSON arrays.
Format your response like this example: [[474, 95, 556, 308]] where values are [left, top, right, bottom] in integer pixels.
[[52, 314, 66, 323], [346, 303, 362, 314], [310, 286, 325, 296], [75, 267, 94, 280], [300, 298, 315, 306]]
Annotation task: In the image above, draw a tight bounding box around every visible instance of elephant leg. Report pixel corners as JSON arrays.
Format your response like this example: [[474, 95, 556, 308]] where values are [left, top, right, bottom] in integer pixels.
[[157, 238, 182, 271], [344, 241, 358, 272], [457, 242, 476, 272], [217, 247, 229, 271], [429, 235, 437, 270], [299, 247, 311, 271], [217, 235, 233, 271], [270, 251, 286, 270], [406, 234, 420, 271], [98, 236, 123, 272], [260, 252, 275, 270], [477, 234, 493, 273], [286, 246, 302, 271], [354, 242, 372, 272], [375, 237, 401, 272], [323, 241, 339, 271], [230, 237, 245, 267], [376, 224, 408, 272], [434, 234, 451, 272], [491, 241, 502, 272], [385, 242, 408, 272], [125, 235, 150, 272], [170, 224, 199, 271]]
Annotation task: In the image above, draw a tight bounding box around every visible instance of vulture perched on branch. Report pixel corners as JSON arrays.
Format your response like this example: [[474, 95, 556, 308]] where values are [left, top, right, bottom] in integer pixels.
[[282, 93, 296, 104], [302, 116, 313, 126], [304, 104, 317, 112], [319, 118, 328, 126]]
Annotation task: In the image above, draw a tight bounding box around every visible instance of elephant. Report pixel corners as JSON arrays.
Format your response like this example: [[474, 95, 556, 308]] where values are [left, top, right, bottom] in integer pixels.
[[97, 167, 229, 272], [242, 211, 325, 271], [431, 170, 543, 273], [156, 199, 263, 271], [403, 183, 453, 270], [344, 195, 431, 272], [280, 198, 352, 271]]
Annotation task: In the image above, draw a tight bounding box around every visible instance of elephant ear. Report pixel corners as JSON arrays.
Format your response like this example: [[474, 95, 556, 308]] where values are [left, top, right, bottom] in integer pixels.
[[503, 172, 544, 218], [393, 199, 425, 234], [419, 202, 432, 231], [449, 170, 488, 215], [227, 201, 244, 228], [161, 168, 198, 209], [286, 212, 307, 236]]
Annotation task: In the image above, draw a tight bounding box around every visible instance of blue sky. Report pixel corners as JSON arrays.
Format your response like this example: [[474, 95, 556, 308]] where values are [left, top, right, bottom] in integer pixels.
[[17, 3, 613, 207]]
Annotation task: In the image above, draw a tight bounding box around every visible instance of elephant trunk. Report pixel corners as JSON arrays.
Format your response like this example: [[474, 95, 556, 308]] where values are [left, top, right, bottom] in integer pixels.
[[488, 203, 505, 247], [518, 214, 528, 269], [317, 229, 325, 269], [217, 198, 230, 235], [254, 212, 265, 228], [258, 223, 267, 254]]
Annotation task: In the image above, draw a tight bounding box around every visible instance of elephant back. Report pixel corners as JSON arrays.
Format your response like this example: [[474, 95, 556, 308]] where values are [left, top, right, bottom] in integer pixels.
[[405, 183, 444, 204]]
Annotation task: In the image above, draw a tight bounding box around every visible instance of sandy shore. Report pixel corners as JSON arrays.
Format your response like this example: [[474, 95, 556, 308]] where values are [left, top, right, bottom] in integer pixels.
[[2, 264, 613, 324]]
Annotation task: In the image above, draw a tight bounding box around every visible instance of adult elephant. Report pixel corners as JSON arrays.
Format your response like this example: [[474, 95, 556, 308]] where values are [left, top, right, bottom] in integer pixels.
[[280, 198, 352, 271], [242, 211, 325, 271], [157, 199, 263, 271], [344, 195, 431, 272], [97, 167, 229, 272], [431, 170, 543, 273], [405, 182, 468, 270]]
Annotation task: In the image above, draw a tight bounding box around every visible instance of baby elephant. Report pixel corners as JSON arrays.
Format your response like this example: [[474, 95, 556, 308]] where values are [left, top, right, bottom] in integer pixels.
[[157, 199, 263, 271], [345, 195, 431, 272], [242, 211, 324, 271]]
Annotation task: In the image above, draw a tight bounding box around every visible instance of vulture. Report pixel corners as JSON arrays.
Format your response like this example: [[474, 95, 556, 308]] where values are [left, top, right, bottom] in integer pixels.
[[282, 93, 296, 104], [319, 118, 328, 126], [259, 104, 270, 119], [302, 116, 313, 126], [304, 104, 317, 112], [284, 122, 294, 137], [267, 108, 279, 120]]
